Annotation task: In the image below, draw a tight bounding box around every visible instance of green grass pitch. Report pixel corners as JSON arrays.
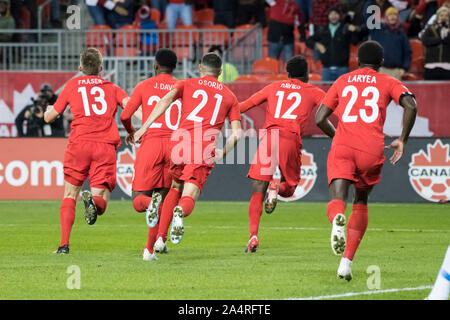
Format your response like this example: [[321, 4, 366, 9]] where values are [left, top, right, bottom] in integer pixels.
[[0, 200, 448, 300]]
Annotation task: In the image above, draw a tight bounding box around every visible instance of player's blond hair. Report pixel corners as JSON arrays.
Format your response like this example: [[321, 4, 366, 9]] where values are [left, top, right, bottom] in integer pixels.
[[80, 48, 103, 75]]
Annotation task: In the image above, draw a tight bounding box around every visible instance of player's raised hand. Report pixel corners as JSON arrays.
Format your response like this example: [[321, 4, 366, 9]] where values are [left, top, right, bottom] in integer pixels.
[[125, 130, 135, 145], [385, 139, 404, 165]]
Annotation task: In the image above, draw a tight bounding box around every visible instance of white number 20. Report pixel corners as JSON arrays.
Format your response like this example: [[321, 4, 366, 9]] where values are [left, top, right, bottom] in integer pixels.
[[342, 85, 379, 123]]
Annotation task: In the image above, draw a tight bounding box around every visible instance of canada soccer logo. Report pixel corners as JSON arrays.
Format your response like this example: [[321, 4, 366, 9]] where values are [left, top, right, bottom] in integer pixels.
[[275, 149, 318, 202], [408, 139, 450, 203], [116, 145, 140, 197]]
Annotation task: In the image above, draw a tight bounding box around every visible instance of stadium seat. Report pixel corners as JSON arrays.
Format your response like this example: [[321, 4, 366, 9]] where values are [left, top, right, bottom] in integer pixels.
[[410, 39, 424, 61], [349, 56, 359, 71], [294, 41, 307, 55], [86, 25, 113, 56], [194, 8, 214, 28], [234, 74, 260, 82], [201, 24, 230, 55], [261, 74, 290, 81], [252, 57, 279, 74], [402, 72, 420, 81], [114, 24, 139, 57], [166, 25, 198, 60], [309, 73, 322, 81], [306, 57, 323, 73], [350, 44, 358, 57], [230, 24, 256, 60]]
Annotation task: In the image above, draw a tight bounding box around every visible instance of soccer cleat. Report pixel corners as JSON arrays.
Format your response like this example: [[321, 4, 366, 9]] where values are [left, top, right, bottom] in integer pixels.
[[53, 244, 69, 254], [265, 181, 279, 214], [331, 213, 346, 256], [245, 235, 259, 253], [146, 192, 162, 228], [142, 248, 158, 261], [154, 236, 169, 254], [170, 206, 184, 245], [337, 257, 353, 281], [81, 190, 97, 225]]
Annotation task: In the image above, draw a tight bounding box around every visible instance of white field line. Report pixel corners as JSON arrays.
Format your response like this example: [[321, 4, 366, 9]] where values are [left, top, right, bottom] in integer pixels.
[[0, 224, 449, 233], [288, 285, 433, 300]]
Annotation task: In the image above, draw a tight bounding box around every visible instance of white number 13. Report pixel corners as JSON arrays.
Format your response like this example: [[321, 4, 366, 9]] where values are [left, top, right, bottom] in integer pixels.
[[78, 86, 108, 116]]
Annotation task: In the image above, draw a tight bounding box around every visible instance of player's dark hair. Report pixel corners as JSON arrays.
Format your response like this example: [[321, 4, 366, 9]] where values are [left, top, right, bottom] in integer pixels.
[[155, 48, 178, 71], [80, 47, 102, 75], [201, 52, 222, 70], [286, 55, 308, 79], [358, 40, 384, 67]]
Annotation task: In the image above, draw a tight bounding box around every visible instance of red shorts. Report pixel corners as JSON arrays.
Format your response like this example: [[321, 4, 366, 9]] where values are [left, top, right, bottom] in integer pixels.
[[327, 144, 385, 189], [64, 140, 116, 191], [248, 130, 302, 188], [169, 162, 212, 191], [132, 137, 172, 191]]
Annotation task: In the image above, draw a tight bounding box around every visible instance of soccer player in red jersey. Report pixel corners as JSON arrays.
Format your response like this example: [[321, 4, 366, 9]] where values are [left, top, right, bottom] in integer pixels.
[[44, 48, 130, 254], [120, 49, 180, 261], [315, 41, 417, 280], [239, 56, 326, 253], [133, 53, 242, 246]]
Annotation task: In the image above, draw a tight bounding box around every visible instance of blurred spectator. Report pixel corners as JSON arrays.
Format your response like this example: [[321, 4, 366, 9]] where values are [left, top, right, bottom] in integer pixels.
[[294, 0, 311, 23], [362, 0, 391, 27], [418, 0, 450, 36], [421, 6, 450, 80], [340, 0, 366, 26], [50, 0, 61, 28], [388, 0, 411, 22], [10, 0, 37, 40], [150, 0, 167, 21], [267, 0, 304, 62], [15, 84, 64, 137], [138, 5, 158, 55], [86, 0, 133, 27], [310, 0, 341, 30], [362, 6, 411, 79], [236, 0, 266, 27], [209, 45, 240, 82], [213, 0, 238, 28], [306, 7, 360, 81], [0, 0, 15, 42], [166, 0, 193, 29], [105, 0, 134, 29]]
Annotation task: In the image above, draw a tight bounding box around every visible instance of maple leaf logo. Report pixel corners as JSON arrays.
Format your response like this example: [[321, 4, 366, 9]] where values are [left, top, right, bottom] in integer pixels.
[[116, 145, 140, 197], [276, 149, 318, 202], [409, 140, 450, 202]]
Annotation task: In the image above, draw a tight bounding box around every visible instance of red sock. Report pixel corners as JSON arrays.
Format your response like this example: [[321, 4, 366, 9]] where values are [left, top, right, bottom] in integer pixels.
[[179, 196, 195, 217], [249, 192, 264, 238], [327, 199, 346, 223], [157, 188, 181, 242], [132, 194, 152, 213], [60, 198, 76, 247], [343, 204, 368, 261], [93, 196, 107, 215], [145, 206, 162, 253], [279, 182, 296, 197]]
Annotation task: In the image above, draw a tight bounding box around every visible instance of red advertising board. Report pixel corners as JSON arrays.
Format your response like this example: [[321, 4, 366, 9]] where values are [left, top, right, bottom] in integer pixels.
[[0, 138, 67, 199]]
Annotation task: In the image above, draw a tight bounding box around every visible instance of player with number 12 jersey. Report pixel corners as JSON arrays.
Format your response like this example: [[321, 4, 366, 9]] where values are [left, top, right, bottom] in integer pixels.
[[44, 48, 129, 255]]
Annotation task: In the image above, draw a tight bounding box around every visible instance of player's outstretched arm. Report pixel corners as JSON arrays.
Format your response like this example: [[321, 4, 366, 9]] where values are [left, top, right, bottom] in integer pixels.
[[385, 95, 417, 165], [315, 104, 336, 138], [44, 105, 60, 124], [133, 88, 178, 143], [216, 120, 243, 161]]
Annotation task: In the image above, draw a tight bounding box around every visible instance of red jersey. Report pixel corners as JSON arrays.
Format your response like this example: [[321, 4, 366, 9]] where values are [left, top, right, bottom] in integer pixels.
[[54, 75, 127, 147], [174, 75, 241, 136], [121, 73, 180, 140], [321, 68, 413, 157], [241, 79, 325, 139]]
